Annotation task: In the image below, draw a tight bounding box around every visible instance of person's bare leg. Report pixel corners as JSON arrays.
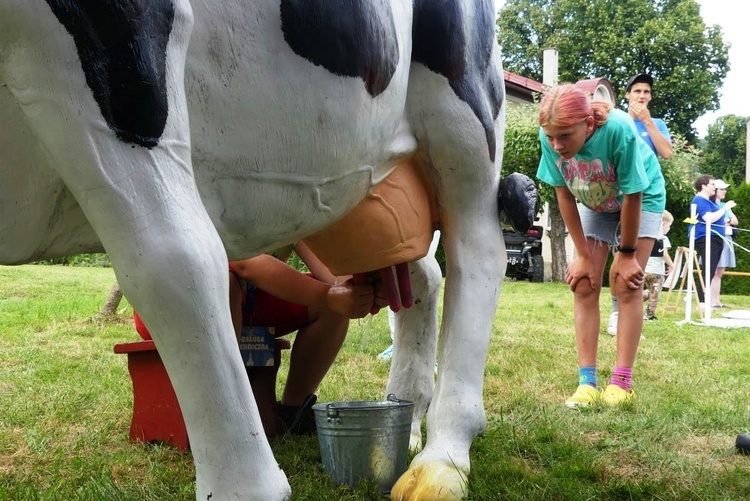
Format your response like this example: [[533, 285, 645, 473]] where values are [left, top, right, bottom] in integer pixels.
[[612, 238, 653, 368], [281, 309, 349, 406], [711, 267, 725, 306], [612, 275, 643, 367], [573, 239, 610, 370]]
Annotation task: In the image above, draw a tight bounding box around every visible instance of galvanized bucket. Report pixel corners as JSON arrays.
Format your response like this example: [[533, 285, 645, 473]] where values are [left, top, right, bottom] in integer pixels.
[[313, 394, 414, 493]]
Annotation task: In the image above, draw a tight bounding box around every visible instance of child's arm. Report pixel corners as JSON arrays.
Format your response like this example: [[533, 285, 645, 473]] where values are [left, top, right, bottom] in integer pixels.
[[293, 241, 339, 285], [230, 256, 374, 318], [555, 187, 589, 258], [231, 255, 329, 308]]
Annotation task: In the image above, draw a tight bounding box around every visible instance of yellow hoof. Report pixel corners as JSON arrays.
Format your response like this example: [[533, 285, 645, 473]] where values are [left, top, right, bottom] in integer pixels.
[[390, 462, 468, 500]]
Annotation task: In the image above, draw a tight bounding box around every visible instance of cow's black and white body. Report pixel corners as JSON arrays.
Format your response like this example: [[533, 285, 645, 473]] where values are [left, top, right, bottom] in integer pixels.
[[0, 1, 506, 499]]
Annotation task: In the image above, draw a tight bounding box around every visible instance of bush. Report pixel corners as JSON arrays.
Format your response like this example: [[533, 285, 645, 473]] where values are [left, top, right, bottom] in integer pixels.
[[720, 182, 750, 295], [35, 253, 112, 267]]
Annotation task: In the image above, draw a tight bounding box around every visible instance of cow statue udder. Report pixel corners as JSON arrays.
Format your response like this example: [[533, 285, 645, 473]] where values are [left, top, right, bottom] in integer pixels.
[[0, 1, 509, 499]]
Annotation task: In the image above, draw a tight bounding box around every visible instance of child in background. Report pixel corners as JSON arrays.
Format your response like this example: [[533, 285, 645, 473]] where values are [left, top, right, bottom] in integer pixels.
[[643, 211, 675, 320]]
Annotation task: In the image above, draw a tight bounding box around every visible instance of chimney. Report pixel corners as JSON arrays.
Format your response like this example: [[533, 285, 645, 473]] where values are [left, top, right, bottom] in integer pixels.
[[543, 48, 558, 87]]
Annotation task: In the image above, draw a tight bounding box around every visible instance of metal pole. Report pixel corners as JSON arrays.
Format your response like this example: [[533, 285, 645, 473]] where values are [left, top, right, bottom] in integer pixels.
[[704, 216, 712, 321], [686, 204, 697, 323]]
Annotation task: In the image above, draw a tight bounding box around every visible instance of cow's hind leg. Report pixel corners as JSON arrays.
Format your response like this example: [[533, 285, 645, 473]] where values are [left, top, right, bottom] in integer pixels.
[[392, 4, 506, 499]]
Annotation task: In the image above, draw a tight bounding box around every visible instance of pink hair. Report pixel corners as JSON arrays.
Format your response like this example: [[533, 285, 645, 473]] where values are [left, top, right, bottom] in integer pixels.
[[538, 84, 612, 129]]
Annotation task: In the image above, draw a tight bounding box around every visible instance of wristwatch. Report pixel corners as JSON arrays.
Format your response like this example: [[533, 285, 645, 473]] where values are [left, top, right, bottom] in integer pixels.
[[616, 245, 637, 253]]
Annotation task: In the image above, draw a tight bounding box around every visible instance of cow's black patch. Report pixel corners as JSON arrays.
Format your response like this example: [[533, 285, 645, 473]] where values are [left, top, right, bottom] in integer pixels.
[[412, 0, 504, 161], [280, 0, 399, 97], [44, 0, 174, 149]]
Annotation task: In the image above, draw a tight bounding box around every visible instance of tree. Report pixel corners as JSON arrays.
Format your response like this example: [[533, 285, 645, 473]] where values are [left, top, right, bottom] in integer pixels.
[[497, 0, 729, 142], [100, 282, 123, 316], [504, 103, 541, 180], [700, 114, 749, 186], [661, 136, 701, 214]]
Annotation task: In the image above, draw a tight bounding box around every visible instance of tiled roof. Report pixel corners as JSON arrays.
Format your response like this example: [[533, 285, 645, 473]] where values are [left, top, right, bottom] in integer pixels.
[[503, 70, 544, 93]]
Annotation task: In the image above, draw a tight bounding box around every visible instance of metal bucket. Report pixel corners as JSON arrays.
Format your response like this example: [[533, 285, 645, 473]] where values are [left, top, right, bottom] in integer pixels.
[[313, 394, 414, 493]]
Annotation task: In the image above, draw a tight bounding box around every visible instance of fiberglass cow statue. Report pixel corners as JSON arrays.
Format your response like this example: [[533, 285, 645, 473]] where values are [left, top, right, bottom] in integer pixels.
[[0, 0, 522, 499]]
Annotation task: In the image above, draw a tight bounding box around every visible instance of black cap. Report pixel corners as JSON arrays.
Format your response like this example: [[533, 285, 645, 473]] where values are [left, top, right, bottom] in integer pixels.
[[626, 73, 653, 91]]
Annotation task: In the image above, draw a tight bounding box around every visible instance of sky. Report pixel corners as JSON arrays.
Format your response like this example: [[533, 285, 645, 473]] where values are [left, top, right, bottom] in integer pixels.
[[495, 0, 749, 138], [692, 0, 749, 137]]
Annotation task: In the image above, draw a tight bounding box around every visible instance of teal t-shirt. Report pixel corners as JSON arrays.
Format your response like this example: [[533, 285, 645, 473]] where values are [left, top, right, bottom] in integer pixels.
[[536, 108, 666, 213]]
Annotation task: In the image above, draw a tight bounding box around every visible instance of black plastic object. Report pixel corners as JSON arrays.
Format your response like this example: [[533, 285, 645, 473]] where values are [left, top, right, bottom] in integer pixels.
[[735, 434, 750, 454], [498, 173, 539, 234]]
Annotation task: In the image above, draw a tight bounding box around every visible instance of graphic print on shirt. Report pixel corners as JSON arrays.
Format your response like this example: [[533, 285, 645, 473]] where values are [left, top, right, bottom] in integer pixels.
[[559, 157, 620, 213]]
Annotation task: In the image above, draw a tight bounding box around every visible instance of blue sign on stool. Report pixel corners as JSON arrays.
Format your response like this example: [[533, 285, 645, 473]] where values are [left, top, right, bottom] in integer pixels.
[[239, 326, 276, 367]]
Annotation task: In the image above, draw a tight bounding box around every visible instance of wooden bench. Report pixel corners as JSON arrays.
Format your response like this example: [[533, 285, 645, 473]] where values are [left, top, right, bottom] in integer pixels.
[[114, 337, 291, 451]]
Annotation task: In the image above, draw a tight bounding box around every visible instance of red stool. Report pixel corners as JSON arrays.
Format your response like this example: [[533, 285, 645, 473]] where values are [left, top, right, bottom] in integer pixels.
[[115, 337, 291, 451]]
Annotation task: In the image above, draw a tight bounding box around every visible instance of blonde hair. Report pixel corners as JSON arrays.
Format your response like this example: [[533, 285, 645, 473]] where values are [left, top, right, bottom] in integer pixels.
[[662, 210, 674, 223], [538, 84, 613, 129]]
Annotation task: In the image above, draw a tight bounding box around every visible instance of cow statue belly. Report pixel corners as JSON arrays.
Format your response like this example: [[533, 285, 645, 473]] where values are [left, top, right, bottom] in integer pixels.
[[0, 1, 507, 500]]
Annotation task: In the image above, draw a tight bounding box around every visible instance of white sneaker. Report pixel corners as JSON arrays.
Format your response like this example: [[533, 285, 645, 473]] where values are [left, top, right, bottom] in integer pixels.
[[607, 312, 618, 336]]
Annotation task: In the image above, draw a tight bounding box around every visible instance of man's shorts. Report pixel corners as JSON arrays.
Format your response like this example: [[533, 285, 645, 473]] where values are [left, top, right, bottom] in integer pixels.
[[578, 204, 663, 246]]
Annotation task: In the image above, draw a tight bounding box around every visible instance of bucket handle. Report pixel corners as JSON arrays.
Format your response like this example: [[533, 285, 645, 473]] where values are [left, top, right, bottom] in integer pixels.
[[325, 403, 341, 422], [387, 393, 410, 405]]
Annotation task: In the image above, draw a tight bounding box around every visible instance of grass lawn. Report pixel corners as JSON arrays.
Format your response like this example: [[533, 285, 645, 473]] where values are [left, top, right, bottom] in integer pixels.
[[2, 264, 750, 500]]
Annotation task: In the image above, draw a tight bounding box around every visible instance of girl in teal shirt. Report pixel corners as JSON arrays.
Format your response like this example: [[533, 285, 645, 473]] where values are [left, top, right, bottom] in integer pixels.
[[536, 84, 665, 408]]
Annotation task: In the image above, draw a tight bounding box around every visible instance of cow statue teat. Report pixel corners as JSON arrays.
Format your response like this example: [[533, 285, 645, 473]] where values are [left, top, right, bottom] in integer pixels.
[[0, 1, 508, 500]]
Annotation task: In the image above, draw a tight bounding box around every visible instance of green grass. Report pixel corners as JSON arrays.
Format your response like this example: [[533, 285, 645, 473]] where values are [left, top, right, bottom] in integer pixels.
[[2, 265, 750, 500]]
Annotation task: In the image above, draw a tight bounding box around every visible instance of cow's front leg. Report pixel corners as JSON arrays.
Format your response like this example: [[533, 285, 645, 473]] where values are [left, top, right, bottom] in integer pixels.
[[57, 140, 292, 501], [111, 206, 290, 501]]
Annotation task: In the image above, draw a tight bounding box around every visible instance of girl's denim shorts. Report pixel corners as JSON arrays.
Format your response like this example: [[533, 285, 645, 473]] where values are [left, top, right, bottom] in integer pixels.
[[578, 204, 663, 247]]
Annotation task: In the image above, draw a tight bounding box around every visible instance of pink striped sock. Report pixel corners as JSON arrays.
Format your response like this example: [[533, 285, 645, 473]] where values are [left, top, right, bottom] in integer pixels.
[[610, 366, 633, 392]]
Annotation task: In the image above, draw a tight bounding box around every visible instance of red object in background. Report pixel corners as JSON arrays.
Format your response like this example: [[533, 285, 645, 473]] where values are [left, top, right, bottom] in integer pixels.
[[116, 314, 292, 449], [114, 340, 189, 451], [133, 312, 151, 340]]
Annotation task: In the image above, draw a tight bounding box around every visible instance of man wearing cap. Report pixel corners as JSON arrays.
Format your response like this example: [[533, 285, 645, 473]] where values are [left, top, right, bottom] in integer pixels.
[[607, 73, 673, 336], [625, 73, 672, 159]]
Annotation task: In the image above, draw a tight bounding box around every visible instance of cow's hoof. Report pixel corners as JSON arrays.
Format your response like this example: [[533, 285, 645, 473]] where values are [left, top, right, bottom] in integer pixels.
[[390, 462, 468, 500]]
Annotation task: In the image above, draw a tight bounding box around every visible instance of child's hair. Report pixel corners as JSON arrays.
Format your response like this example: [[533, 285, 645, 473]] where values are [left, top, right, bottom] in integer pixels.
[[538, 84, 613, 129], [662, 210, 674, 223]]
